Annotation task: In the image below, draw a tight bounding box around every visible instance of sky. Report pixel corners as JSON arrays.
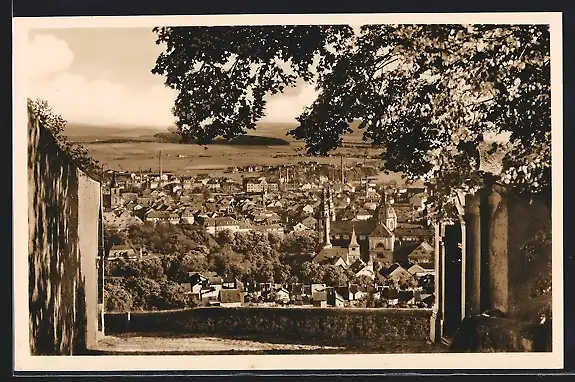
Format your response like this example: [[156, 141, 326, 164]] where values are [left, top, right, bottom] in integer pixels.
[[26, 28, 318, 129]]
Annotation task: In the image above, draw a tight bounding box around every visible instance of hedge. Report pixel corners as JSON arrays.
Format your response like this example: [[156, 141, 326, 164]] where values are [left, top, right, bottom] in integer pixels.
[[105, 307, 432, 346]]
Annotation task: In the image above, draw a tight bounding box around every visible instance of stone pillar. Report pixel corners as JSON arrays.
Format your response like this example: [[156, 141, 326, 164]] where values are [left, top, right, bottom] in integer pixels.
[[459, 221, 467, 321], [487, 187, 509, 313], [430, 222, 443, 343], [464, 192, 481, 317]]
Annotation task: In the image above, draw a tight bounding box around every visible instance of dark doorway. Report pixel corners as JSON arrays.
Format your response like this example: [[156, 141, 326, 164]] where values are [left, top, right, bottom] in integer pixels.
[[442, 223, 463, 339]]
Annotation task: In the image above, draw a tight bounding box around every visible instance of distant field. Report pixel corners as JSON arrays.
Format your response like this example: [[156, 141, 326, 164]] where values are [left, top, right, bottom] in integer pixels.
[[66, 120, 413, 185]]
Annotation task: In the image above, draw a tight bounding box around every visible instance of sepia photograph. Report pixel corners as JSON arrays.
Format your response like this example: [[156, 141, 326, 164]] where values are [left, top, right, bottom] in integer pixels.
[[13, 12, 563, 372]]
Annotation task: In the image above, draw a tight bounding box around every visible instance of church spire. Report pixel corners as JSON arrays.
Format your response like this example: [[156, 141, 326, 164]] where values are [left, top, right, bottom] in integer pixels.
[[349, 226, 359, 248], [328, 187, 336, 222], [322, 188, 332, 248]]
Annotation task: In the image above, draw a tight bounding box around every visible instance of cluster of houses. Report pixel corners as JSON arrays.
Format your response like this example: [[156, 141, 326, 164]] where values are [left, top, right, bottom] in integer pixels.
[[182, 265, 435, 309], [103, 163, 435, 278]]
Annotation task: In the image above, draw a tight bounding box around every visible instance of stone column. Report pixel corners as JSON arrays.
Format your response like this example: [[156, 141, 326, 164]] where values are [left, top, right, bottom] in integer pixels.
[[459, 221, 467, 321], [430, 222, 443, 343], [487, 186, 509, 313], [464, 192, 481, 317]]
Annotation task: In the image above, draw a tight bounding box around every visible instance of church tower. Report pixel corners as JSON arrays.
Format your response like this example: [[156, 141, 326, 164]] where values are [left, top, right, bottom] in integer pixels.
[[348, 226, 360, 264], [377, 192, 397, 232], [322, 188, 332, 249], [328, 187, 336, 222]]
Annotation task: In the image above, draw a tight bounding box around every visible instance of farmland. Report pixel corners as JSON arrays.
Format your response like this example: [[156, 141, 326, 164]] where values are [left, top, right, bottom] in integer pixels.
[[64, 121, 409, 185]]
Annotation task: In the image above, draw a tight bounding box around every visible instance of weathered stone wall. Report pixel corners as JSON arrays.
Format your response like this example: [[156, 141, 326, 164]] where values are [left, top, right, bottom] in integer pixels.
[[506, 195, 552, 320], [28, 112, 102, 355], [449, 316, 552, 352], [486, 188, 552, 321], [104, 307, 432, 346]]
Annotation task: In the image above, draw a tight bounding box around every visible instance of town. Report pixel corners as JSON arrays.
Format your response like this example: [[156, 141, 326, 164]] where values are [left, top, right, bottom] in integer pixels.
[[102, 157, 436, 311]]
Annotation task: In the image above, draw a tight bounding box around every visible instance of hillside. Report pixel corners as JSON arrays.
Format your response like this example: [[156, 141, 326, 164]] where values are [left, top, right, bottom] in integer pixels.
[[63, 121, 368, 145]]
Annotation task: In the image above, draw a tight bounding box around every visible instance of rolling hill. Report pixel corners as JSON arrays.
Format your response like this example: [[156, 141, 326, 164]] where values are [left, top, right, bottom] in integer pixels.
[[64, 120, 369, 146]]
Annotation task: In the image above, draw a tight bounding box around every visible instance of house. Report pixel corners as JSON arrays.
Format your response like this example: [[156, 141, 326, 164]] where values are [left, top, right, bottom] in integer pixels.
[[301, 204, 315, 215], [182, 178, 194, 189], [407, 241, 435, 265], [349, 259, 375, 280], [355, 209, 372, 221], [187, 272, 209, 299], [103, 210, 144, 230], [145, 210, 180, 224], [267, 200, 283, 209], [380, 263, 413, 282], [312, 290, 328, 307], [407, 263, 434, 278], [221, 180, 241, 193], [292, 222, 310, 232], [290, 283, 305, 300], [244, 177, 279, 193], [108, 244, 136, 260], [206, 178, 221, 190], [122, 192, 138, 204], [244, 282, 262, 297], [390, 202, 415, 222], [201, 279, 223, 303], [180, 207, 196, 224], [301, 216, 318, 229], [222, 276, 243, 290], [237, 220, 253, 232], [327, 289, 345, 307], [318, 255, 348, 268], [203, 217, 240, 234], [275, 287, 290, 304], [310, 283, 327, 295], [219, 289, 244, 307], [394, 225, 434, 243], [253, 224, 284, 235], [349, 284, 368, 301], [313, 247, 350, 266]]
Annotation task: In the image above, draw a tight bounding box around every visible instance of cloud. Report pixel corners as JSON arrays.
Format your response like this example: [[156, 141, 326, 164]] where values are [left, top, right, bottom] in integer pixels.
[[27, 34, 74, 78], [26, 33, 318, 128], [29, 72, 178, 127], [27, 34, 178, 127], [261, 83, 319, 123]]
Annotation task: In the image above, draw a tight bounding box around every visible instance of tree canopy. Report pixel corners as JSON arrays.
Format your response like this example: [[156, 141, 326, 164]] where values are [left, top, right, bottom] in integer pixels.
[[152, 24, 551, 219], [28, 98, 103, 178]]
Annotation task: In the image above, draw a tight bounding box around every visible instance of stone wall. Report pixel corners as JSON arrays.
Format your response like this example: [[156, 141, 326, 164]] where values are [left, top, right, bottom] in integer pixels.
[[28, 111, 102, 355], [485, 186, 552, 320], [506, 195, 552, 319], [449, 315, 552, 352], [104, 307, 432, 346]]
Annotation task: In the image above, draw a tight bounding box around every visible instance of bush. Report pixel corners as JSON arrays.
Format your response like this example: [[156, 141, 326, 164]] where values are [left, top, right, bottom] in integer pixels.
[[104, 282, 133, 312]]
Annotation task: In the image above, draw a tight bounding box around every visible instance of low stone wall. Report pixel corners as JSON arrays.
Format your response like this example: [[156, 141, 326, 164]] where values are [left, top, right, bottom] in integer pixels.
[[105, 307, 432, 346]]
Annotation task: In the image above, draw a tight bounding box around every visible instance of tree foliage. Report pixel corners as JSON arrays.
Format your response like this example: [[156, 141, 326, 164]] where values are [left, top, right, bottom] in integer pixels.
[[152, 24, 551, 220], [28, 98, 103, 178]]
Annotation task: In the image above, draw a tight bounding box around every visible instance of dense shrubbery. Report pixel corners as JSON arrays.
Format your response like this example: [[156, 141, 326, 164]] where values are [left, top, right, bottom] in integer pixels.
[[104, 307, 432, 345]]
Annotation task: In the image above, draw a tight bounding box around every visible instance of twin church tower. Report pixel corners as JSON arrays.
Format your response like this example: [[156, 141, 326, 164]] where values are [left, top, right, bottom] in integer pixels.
[[315, 186, 397, 267]]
